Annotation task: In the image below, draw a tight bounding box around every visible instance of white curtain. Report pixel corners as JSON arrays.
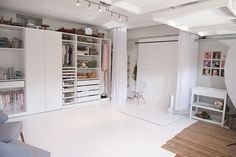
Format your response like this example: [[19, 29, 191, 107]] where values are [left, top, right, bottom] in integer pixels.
[[111, 27, 128, 105], [174, 31, 199, 114]]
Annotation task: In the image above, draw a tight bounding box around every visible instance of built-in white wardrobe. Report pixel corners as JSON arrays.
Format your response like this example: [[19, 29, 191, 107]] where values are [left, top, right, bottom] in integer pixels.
[[0, 24, 111, 117], [25, 28, 62, 114]]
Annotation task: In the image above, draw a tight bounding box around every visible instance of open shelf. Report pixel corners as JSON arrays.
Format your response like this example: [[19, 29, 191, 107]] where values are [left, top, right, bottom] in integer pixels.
[[192, 102, 223, 113], [77, 78, 100, 81], [0, 79, 25, 82], [77, 54, 100, 57], [0, 48, 24, 51], [0, 24, 24, 30], [77, 41, 101, 46], [191, 115, 222, 126], [77, 68, 100, 70], [62, 39, 75, 43]]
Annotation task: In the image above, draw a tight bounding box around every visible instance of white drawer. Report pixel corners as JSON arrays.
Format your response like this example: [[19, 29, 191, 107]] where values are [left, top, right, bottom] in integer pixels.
[[77, 90, 100, 97], [78, 95, 100, 103], [78, 80, 100, 86], [0, 81, 25, 89], [77, 85, 100, 91]]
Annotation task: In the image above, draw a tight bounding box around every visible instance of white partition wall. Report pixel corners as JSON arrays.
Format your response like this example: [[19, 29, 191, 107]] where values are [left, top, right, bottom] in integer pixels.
[[137, 37, 178, 106]]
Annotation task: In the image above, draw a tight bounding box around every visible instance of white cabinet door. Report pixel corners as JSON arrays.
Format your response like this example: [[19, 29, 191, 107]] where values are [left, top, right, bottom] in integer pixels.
[[44, 31, 62, 111], [25, 28, 46, 114]]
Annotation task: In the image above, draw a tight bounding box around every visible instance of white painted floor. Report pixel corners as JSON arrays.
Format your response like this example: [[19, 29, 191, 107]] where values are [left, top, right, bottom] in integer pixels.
[[119, 103, 187, 127], [12, 102, 195, 157]]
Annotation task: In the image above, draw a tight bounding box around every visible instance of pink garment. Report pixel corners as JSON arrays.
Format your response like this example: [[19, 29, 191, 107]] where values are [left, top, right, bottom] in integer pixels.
[[102, 44, 109, 71], [102, 43, 110, 96]]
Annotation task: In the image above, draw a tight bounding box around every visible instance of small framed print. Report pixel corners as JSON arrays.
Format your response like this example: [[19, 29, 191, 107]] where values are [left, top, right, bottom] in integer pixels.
[[211, 69, 220, 76], [221, 69, 225, 77], [212, 60, 220, 68], [213, 51, 221, 59], [203, 60, 211, 67], [204, 52, 212, 59], [221, 52, 227, 60], [221, 60, 225, 68], [202, 68, 210, 76]]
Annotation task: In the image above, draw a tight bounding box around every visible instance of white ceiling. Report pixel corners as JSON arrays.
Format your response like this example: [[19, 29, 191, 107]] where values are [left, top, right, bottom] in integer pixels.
[[0, 0, 236, 35]]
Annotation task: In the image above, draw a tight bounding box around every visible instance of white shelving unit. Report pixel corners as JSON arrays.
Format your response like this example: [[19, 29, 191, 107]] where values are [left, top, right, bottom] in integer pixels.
[[61, 32, 111, 106], [77, 34, 101, 103], [190, 87, 227, 127], [62, 33, 77, 106], [0, 24, 26, 115]]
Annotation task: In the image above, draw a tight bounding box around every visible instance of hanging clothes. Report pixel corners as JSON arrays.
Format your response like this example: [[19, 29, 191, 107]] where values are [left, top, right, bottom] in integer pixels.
[[0, 90, 24, 112], [101, 43, 110, 97]]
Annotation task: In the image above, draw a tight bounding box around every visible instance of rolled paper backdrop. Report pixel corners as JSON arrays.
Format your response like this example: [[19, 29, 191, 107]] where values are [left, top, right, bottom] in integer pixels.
[[225, 43, 236, 108]]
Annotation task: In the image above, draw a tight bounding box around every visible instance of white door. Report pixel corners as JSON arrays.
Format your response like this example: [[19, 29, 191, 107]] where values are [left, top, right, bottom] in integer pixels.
[[44, 30, 62, 111], [25, 28, 46, 114]]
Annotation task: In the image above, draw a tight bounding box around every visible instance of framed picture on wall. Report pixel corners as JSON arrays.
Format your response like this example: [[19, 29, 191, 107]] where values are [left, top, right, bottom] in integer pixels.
[[221, 60, 225, 68], [202, 68, 210, 76], [202, 51, 225, 78], [221, 52, 227, 60], [221, 69, 225, 77], [203, 60, 211, 67], [212, 60, 220, 68], [211, 69, 220, 77], [204, 52, 212, 59], [213, 51, 221, 59]]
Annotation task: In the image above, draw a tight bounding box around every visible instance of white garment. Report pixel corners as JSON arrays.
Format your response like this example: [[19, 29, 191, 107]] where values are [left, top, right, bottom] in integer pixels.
[[174, 31, 199, 114], [111, 27, 128, 105]]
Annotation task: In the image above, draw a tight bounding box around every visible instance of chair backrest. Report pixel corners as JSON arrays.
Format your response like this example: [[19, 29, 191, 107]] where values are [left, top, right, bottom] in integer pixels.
[[0, 110, 8, 124]]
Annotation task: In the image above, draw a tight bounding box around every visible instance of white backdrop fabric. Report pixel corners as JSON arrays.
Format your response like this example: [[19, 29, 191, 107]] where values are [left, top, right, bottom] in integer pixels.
[[137, 38, 178, 106], [111, 27, 128, 105], [174, 31, 199, 114]]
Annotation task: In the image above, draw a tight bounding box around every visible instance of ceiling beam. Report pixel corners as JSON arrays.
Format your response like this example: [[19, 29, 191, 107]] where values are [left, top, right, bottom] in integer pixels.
[[204, 29, 236, 36], [153, 0, 230, 21], [141, 0, 199, 14], [189, 23, 236, 32]]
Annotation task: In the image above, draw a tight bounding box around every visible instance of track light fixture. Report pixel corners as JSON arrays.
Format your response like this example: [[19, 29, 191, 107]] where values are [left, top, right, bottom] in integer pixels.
[[98, 5, 102, 12], [80, 0, 128, 22], [76, 0, 80, 6], [119, 14, 122, 21]]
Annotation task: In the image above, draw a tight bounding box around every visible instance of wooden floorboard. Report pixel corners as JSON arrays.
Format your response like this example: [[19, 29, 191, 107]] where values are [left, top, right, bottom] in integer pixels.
[[162, 122, 236, 157]]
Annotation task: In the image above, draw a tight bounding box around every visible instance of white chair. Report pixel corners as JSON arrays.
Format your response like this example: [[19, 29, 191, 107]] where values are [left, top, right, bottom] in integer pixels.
[[128, 82, 146, 104]]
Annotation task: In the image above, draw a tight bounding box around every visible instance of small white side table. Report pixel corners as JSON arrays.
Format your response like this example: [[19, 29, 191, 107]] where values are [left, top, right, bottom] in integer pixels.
[[190, 87, 227, 127]]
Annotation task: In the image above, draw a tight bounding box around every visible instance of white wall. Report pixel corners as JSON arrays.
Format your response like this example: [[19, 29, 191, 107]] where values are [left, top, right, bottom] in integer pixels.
[[128, 25, 179, 40], [197, 39, 236, 89]]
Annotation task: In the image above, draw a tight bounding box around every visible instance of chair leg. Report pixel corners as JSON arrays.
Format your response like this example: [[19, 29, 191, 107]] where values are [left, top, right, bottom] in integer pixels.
[[20, 131, 25, 142]]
